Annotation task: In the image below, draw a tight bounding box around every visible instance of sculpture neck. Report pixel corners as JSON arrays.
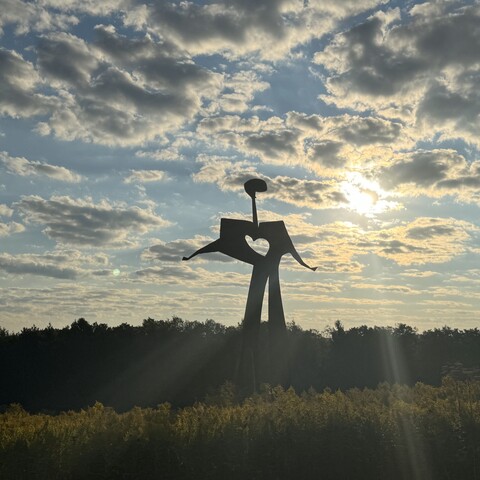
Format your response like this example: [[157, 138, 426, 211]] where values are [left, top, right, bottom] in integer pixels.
[[251, 196, 258, 228]]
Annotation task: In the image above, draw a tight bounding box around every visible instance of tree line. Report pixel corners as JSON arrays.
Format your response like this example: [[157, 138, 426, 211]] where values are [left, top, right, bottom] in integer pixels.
[[1, 317, 480, 412]]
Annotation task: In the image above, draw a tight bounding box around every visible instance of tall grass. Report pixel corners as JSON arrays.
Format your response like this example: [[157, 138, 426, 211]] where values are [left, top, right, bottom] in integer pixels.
[[1, 378, 480, 479]]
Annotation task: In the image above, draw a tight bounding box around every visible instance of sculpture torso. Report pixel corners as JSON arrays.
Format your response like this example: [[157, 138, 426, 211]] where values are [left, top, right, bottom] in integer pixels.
[[219, 218, 293, 266]]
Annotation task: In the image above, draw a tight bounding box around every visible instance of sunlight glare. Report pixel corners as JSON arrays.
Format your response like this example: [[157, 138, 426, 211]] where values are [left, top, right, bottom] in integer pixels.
[[341, 172, 394, 216]]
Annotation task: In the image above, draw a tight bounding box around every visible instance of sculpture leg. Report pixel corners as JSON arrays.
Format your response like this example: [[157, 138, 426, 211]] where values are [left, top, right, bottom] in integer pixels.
[[238, 263, 269, 394], [268, 260, 286, 334], [268, 261, 289, 386]]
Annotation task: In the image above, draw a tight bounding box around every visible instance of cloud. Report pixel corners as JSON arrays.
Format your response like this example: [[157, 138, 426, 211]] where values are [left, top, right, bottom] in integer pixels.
[[326, 116, 402, 147], [134, 264, 250, 288], [0, 0, 79, 35], [0, 250, 112, 280], [371, 217, 478, 265], [407, 223, 456, 240], [0, 282, 247, 330], [193, 156, 348, 210], [16, 195, 170, 247], [245, 129, 300, 161], [0, 284, 185, 328], [93, 24, 218, 93], [379, 150, 465, 190], [36, 249, 110, 267], [37, 31, 99, 88], [283, 281, 342, 294], [352, 283, 420, 295], [306, 140, 345, 168], [303, 216, 477, 269], [400, 270, 439, 279], [143, 235, 237, 264], [143, 235, 222, 262], [124, 170, 168, 184], [0, 222, 25, 237], [314, 2, 480, 143], [286, 112, 403, 146], [376, 149, 480, 204], [137, 0, 304, 58], [0, 204, 13, 217], [0, 48, 57, 118], [437, 168, 480, 191], [417, 77, 480, 144], [130, 0, 387, 60], [199, 212, 478, 270], [135, 147, 184, 162], [314, 9, 411, 103], [210, 71, 270, 114], [42, 0, 125, 17], [0, 151, 82, 182], [2, 0, 388, 61], [0, 253, 79, 279], [3, 26, 222, 146], [197, 112, 406, 172]]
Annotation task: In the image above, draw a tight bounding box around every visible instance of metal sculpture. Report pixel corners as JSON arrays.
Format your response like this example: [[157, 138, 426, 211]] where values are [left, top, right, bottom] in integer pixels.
[[183, 179, 316, 390]]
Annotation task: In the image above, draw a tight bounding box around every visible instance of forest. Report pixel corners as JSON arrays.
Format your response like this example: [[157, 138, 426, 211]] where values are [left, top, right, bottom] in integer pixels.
[[1, 317, 480, 411]]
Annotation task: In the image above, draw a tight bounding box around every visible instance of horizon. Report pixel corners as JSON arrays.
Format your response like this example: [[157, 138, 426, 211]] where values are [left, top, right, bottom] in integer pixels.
[[3, 314, 479, 335], [1, 0, 480, 332]]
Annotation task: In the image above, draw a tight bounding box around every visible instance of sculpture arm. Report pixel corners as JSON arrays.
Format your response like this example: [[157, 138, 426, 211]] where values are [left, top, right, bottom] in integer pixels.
[[182, 239, 222, 261], [288, 242, 317, 271]]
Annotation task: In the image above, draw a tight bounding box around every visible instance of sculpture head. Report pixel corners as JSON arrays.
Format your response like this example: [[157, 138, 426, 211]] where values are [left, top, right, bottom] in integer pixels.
[[244, 178, 267, 199]]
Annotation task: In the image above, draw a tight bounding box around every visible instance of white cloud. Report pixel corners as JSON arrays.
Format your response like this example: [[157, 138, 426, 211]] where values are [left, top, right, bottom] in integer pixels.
[[135, 147, 184, 162], [131, 0, 387, 60], [370, 217, 478, 265], [299, 216, 477, 269], [124, 170, 168, 184], [210, 71, 270, 114], [375, 149, 480, 204], [2, 26, 223, 146], [0, 250, 112, 280], [0, 253, 79, 279], [16, 195, 171, 247], [0, 204, 13, 217], [197, 113, 407, 172], [351, 283, 421, 295], [35, 27, 223, 146], [314, 2, 480, 143], [0, 151, 82, 182], [0, 48, 57, 118], [0, 221, 24, 237], [193, 156, 349, 210], [134, 264, 250, 287], [0, 0, 79, 36]]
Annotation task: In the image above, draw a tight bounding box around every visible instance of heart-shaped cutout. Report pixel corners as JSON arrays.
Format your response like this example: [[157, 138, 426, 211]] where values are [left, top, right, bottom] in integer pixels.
[[245, 235, 270, 256]]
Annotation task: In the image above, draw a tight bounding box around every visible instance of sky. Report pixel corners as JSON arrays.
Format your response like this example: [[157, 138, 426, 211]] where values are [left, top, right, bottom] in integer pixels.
[[1, 0, 480, 332]]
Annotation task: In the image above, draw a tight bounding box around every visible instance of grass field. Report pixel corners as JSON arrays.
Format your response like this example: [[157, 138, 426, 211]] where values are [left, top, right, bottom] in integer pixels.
[[2, 378, 480, 480]]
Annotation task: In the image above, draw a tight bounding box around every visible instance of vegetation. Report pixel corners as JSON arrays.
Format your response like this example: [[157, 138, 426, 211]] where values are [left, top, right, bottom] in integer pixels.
[[2, 317, 480, 411], [1, 379, 480, 479], [2, 318, 480, 478]]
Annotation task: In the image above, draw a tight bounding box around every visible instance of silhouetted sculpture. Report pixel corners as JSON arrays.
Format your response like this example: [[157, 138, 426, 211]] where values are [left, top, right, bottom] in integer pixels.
[[183, 179, 316, 391]]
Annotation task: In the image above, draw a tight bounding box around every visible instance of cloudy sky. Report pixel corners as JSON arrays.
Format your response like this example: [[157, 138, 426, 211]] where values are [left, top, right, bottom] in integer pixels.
[[1, 0, 480, 332]]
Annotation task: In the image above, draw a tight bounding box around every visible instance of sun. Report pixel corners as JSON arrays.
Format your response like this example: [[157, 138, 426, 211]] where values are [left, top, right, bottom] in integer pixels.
[[341, 172, 394, 216], [343, 183, 378, 215]]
